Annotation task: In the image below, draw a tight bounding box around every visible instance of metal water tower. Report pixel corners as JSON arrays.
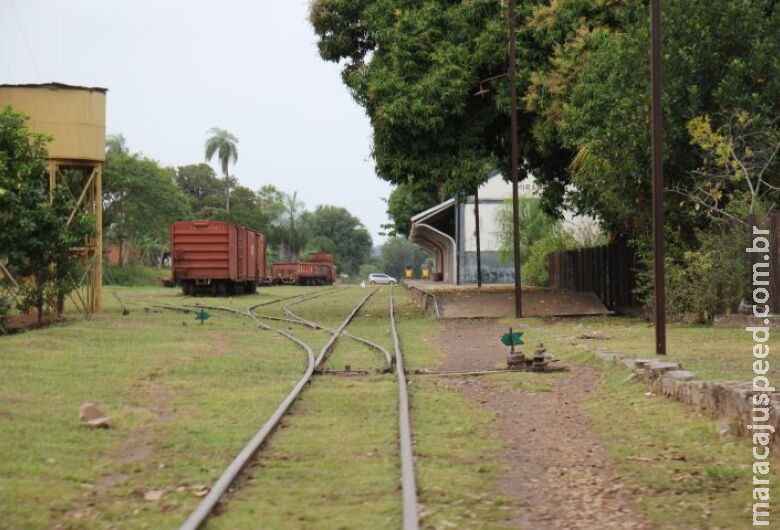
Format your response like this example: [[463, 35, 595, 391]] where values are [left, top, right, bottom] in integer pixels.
[[0, 82, 107, 314]]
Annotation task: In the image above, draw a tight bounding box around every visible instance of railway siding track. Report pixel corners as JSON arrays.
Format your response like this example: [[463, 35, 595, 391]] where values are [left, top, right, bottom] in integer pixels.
[[390, 287, 420, 530], [179, 287, 392, 529], [176, 302, 317, 530], [114, 286, 418, 529], [283, 288, 393, 372]]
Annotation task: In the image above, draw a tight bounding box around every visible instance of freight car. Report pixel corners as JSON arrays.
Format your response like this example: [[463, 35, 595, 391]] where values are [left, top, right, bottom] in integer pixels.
[[270, 253, 336, 285], [170, 220, 266, 295]]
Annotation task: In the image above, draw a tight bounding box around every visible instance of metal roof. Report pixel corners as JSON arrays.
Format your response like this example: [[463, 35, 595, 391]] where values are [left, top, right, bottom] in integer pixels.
[[0, 82, 107, 93], [410, 198, 456, 223]]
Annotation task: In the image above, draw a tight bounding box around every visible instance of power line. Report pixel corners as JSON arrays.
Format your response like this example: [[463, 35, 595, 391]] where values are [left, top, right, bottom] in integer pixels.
[[9, 0, 42, 82], [0, 44, 14, 83]]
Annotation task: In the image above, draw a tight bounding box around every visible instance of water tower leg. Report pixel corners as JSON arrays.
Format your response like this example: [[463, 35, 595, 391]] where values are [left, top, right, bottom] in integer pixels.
[[93, 164, 103, 313]]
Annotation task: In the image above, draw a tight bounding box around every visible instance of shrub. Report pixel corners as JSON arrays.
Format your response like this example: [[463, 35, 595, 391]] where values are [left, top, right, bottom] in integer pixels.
[[103, 264, 164, 286], [522, 228, 578, 286]]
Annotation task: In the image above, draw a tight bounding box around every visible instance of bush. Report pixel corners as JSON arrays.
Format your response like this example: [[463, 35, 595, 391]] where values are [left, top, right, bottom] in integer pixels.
[[104, 264, 165, 286], [521, 228, 578, 286], [637, 224, 751, 323]]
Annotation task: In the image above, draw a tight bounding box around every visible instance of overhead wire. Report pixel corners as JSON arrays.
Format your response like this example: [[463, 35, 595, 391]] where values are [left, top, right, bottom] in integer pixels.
[[9, 0, 42, 82]]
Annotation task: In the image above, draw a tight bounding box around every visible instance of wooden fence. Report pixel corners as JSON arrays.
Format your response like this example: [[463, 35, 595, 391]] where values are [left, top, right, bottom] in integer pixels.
[[549, 213, 780, 313], [547, 241, 637, 309]]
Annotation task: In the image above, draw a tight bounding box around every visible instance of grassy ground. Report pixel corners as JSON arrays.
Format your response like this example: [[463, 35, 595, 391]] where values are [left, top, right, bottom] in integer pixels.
[[0, 285, 516, 529], [502, 316, 780, 529], [511, 315, 770, 381], [0, 286, 311, 529], [9, 283, 767, 529]]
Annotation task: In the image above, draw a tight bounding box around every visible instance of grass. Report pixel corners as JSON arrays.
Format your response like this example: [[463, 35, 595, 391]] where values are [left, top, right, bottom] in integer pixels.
[[0, 285, 517, 529], [6, 283, 771, 528], [586, 365, 779, 529], [511, 315, 772, 381], [0, 286, 319, 529]]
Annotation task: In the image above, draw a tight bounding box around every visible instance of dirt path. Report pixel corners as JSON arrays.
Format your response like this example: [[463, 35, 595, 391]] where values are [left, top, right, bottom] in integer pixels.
[[437, 319, 650, 530]]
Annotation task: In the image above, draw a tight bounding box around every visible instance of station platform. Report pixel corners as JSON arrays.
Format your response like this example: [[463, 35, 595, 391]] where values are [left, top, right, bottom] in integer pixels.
[[404, 280, 608, 318]]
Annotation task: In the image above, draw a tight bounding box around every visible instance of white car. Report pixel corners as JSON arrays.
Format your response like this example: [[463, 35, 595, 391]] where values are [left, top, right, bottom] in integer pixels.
[[368, 273, 397, 285]]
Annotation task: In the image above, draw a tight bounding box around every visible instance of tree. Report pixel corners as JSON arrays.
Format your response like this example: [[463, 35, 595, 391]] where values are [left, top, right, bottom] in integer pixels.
[[301, 205, 373, 275], [525, 0, 779, 240], [379, 236, 429, 280], [103, 140, 190, 265], [674, 111, 780, 222], [384, 180, 441, 237], [312, 0, 779, 247], [204, 127, 239, 212], [0, 107, 93, 324], [310, 1, 568, 203], [280, 191, 306, 260], [498, 197, 558, 266], [175, 163, 225, 215]]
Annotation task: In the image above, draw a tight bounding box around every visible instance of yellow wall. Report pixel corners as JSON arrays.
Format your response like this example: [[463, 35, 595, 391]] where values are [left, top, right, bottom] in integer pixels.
[[0, 85, 106, 162]]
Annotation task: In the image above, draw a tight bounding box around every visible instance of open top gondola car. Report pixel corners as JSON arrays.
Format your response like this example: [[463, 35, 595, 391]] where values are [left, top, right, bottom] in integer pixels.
[[270, 252, 336, 285], [170, 220, 266, 295]]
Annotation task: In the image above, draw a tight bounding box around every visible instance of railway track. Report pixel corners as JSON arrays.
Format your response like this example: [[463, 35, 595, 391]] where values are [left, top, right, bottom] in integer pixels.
[[172, 286, 418, 529], [390, 287, 420, 530]]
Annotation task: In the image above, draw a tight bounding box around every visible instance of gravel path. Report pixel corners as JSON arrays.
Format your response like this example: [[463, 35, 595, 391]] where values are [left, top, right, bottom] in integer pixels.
[[436, 319, 651, 530]]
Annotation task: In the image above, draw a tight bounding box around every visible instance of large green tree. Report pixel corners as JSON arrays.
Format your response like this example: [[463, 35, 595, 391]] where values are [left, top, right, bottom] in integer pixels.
[[204, 127, 239, 212], [524, 0, 779, 238], [175, 163, 225, 214], [103, 139, 190, 264], [383, 180, 441, 236], [379, 236, 429, 279], [301, 205, 373, 275], [0, 107, 93, 324], [310, 0, 568, 203], [312, 0, 779, 246]]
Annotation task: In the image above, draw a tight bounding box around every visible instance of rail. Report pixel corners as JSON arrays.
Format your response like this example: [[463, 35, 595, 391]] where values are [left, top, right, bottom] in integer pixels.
[[177, 303, 316, 530], [179, 288, 381, 529], [390, 287, 420, 530]]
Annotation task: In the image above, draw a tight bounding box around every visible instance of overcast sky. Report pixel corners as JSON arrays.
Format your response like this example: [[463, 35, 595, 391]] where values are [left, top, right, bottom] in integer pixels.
[[0, 0, 392, 243]]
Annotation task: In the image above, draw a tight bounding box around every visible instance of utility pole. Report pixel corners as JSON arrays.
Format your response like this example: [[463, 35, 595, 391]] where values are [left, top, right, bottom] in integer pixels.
[[508, 0, 523, 317], [474, 185, 482, 287], [651, 0, 666, 355]]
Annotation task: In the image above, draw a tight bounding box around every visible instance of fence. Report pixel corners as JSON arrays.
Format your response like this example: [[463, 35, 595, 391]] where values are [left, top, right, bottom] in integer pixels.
[[547, 241, 637, 309], [549, 213, 780, 314]]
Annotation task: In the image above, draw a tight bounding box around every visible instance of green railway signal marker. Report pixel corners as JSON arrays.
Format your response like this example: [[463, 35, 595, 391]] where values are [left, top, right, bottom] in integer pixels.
[[194, 309, 211, 325], [501, 331, 524, 347]]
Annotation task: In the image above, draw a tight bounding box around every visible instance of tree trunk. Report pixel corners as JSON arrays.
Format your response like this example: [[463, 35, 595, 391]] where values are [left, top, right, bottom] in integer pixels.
[[118, 237, 125, 267], [37, 301, 43, 327]]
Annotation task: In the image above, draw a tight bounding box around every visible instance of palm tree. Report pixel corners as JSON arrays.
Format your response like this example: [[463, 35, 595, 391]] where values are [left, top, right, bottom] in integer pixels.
[[204, 127, 239, 212], [285, 191, 304, 260]]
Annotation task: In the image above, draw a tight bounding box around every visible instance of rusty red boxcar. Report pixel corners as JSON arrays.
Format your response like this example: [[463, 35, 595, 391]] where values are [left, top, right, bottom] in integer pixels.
[[170, 220, 266, 295]]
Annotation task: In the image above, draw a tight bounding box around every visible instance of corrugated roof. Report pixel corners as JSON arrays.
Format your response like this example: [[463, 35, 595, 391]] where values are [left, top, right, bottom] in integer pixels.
[[0, 82, 107, 93], [410, 198, 456, 223]]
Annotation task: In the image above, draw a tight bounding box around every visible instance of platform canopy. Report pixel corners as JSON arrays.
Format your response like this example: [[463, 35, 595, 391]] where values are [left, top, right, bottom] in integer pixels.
[[409, 198, 457, 283]]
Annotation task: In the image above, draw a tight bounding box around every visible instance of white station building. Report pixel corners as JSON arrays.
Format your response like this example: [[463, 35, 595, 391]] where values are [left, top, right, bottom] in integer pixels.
[[409, 172, 596, 284]]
